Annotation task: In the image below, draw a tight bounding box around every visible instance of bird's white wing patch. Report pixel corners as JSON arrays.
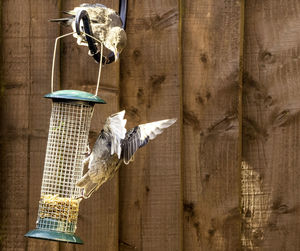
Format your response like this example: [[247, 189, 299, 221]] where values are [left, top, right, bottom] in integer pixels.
[[139, 118, 177, 141], [105, 110, 127, 158]]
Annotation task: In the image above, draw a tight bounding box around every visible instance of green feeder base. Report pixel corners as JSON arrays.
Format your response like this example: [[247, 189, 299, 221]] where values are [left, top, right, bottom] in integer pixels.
[[25, 229, 83, 244]]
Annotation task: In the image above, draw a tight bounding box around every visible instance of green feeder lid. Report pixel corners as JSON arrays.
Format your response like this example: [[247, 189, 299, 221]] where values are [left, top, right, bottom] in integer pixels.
[[25, 229, 83, 244], [44, 90, 106, 104]]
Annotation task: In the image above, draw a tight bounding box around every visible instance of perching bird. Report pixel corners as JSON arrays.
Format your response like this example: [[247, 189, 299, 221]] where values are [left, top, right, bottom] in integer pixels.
[[50, 3, 127, 61], [76, 110, 176, 199]]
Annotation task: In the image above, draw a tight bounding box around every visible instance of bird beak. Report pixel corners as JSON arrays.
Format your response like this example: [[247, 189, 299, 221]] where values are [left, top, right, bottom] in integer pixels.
[[114, 50, 120, 61]]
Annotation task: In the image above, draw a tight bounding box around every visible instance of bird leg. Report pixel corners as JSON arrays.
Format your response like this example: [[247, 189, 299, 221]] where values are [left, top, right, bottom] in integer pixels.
[[86, 144, 91, 155], [82, 155, 91, 166], [75, 192, 85, 200], [82, 144, 91, 165]]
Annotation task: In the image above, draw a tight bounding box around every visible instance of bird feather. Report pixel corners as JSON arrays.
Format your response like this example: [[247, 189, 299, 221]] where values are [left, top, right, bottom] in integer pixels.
[[121, 118, 177, 164], [76, 111, 177, 199], [139, 119, 177, 140], [104, 110, 127, 158]]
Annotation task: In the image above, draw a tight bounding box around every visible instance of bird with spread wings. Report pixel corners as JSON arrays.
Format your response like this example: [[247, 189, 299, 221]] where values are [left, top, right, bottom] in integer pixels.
[[76, 110, 176, 199]]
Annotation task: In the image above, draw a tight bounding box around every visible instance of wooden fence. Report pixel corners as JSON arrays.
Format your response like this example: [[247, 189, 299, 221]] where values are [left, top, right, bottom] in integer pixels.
[[1, 0, 300, 250]]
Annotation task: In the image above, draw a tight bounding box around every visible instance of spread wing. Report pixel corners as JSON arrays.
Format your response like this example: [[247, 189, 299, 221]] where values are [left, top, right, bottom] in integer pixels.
[[121, 118, 177, 164], [104, 110, 127, 158]]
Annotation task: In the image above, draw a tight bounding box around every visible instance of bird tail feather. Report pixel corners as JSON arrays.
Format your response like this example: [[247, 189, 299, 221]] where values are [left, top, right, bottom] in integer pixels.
[[76, 173, 107, 199], [76, 173, 98, 199], [76, 172, 91, 187], [82, 181, 99, 199], [49, 17, 74, 26]]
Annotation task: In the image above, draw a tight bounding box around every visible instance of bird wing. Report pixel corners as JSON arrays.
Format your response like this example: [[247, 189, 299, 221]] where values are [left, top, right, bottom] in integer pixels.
[[121, 118, 177, 164], [104, 110, 127, 158]]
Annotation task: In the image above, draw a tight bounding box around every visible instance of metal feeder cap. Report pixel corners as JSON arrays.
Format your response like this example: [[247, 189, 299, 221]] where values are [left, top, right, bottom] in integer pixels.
[[44, 90, 106, 104], [25, 229, 83, 244]]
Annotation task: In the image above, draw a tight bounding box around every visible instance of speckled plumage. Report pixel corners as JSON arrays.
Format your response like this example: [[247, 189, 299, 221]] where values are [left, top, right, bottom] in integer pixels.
[[51, 3, 127, 61], [76, 130, 121, 198], [76, 111, 177, 199]]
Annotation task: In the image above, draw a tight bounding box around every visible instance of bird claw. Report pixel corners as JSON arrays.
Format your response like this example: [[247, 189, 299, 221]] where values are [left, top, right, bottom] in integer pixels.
[[75, 196, 83, 201], [86, 144, 91, 155], [88, 50, 94, 57], [74, 186, 84, 200], [75, 190, 84, 200], [82, 155, 90, 166]]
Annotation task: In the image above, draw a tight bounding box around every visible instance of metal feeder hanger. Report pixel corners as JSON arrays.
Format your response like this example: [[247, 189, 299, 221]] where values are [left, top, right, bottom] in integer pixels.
[[25, 1, 127, 244]]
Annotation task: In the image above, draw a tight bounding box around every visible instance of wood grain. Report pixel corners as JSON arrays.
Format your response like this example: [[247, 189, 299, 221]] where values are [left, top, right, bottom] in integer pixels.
[[0, 0, 31, 250], [0, 0, 60, 250], [58, 1, 120, 251], [3, 0, 300, 250], [118, 1, 181, 250], [242, 0, 300, 250], [25, 1, 61, 250], [182, 0, 243, 250]]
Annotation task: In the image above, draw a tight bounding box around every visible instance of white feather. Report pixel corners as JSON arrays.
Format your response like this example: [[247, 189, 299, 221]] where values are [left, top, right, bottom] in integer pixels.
[[104, 110, 127, 158], [139, 118, 177, 141]]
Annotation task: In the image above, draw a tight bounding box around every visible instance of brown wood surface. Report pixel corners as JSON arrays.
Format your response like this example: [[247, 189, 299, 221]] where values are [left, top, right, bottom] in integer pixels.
[[0, 0, 58, 250], [26, 1, 61, 250], [2, 0, 300, 250], [118, 1, 181, 251], [182, 0, 243, 250], [0, 1, 29, 249], [242, 1, 300, 250], [0, 0, 29, 248]]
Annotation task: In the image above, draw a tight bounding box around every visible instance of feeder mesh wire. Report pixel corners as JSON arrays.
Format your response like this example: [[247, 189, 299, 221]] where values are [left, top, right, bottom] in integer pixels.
[[37, 101, 93, 233]]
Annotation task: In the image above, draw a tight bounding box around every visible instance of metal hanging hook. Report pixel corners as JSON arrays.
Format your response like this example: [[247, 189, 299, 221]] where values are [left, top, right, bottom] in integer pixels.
[[75, 0, 128, 64], [51, 31, 104, 96], [75, 10, 104, 63]]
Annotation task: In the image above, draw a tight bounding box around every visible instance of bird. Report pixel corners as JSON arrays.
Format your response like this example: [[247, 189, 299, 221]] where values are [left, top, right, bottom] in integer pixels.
[[76, 110, 177, 199], [50, 3, 127, 61]]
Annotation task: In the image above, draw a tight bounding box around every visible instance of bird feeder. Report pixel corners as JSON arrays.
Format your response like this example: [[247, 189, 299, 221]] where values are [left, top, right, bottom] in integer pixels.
[[25, 1, 128, 243], [25, 30, 105, 244]]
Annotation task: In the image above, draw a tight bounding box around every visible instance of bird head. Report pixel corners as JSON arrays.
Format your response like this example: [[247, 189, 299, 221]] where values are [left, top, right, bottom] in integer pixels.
[[104, 27, 127, 61]]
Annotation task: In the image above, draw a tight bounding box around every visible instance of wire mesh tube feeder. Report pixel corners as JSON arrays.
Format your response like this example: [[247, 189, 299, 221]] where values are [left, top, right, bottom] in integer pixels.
[[23, 5, 124, 244], [25, 90, 104, 245], [24, 34, 105, 244]]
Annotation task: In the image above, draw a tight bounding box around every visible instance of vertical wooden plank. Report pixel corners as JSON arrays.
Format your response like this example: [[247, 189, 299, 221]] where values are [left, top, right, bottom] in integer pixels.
[[182, 0, 243, 250], [59, 1, 120, 251], [26, 0, 61, 250], [0, 0, 30, 250], [119, 1, 181, 251], [0, 0, 61, 250], [242, 1, 300, 250]]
